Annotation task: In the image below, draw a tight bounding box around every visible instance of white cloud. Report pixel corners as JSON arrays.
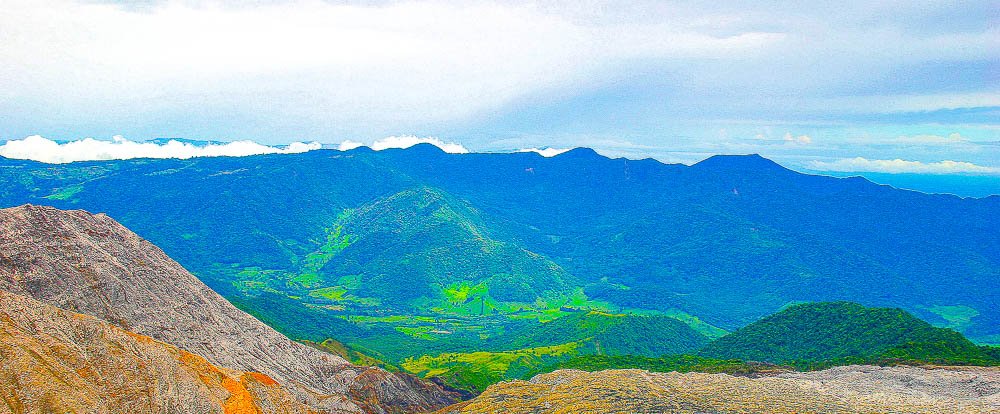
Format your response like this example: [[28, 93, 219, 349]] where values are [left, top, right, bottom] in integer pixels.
[[808, 157, 1000, 175], [337, 140, 364, 151], [783, 132, 812, 145], [0, 1, 994, 152], [338, 135, 469, 154], [0, 0, 787, 136], [0, 135, 320, 164], [517, 147, 572, 157]]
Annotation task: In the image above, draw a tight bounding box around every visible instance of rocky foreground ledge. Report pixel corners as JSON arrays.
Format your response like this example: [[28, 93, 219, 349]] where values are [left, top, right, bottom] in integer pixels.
[[0, 204, 458, 413], [439, 365, 1000, 414]]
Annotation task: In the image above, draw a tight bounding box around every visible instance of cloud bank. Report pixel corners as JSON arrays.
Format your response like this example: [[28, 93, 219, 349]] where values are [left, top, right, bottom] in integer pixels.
[[4, 134, 996, 179], [3, 0, 994, 146], [338, 136, 469, 154], [517, 147, 572, 157], [809, 157, 1000, 175], [0, 135, 320, 164]]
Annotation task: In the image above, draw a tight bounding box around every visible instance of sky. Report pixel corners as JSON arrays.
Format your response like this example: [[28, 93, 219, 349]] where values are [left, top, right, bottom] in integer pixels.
[[0, 0, 997, 179]]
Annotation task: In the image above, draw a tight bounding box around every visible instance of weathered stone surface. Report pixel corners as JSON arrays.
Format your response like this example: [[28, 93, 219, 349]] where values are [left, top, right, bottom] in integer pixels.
[[0, 288, 312, 414], [0, 205, 457, 413], [441, 366, 1000, 413]]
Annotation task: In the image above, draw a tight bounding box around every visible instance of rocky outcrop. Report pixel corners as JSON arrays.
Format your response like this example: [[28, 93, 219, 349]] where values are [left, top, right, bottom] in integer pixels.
[[440, 365, 1000, 413], [0, 205, 457, 413], [0, 289, 312, 414]]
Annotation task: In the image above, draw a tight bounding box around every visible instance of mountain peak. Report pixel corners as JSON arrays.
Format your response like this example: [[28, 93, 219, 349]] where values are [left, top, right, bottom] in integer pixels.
[[344, 186, 489, 242], [556, 147, 603, 159], [379, 186, 464, 211], [692, 154, 790, 172], [404, 142, 448, 154]]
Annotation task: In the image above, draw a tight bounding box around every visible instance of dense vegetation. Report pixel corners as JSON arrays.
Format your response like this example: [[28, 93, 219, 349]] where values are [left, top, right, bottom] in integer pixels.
[[532, 354, 779, 377], [700, 302, 1000, 368], [400, 302, 1000, 393], [500, 311, 709, 356], [3, 148, 996, 343], [1, 146, 998, 393], [395, 311, 710, 392], [401, 343, 578, 394]]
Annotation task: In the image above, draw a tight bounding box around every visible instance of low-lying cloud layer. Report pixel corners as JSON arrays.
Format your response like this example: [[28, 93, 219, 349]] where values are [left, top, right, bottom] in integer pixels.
[[517, 147, 571, 157], [809, 157, 1000, 175], [5, 135, 996, 179], [0, 135, 320, 164]]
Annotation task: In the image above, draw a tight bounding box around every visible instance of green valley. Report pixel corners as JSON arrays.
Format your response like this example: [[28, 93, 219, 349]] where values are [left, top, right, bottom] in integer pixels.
[[1, 148, 998, 397]]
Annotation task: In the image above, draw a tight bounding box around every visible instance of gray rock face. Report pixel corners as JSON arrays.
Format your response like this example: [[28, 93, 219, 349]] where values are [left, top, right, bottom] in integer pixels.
[[0, 289, 313, 414], [441, 365, 1000, 413], [776, 365, 1000, 408], [0, 204, 457, 413]]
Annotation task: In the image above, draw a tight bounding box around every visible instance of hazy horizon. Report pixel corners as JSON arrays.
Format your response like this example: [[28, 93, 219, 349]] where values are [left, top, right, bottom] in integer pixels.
[[2, 0, 996, 178], [1, 134, 997, 197]]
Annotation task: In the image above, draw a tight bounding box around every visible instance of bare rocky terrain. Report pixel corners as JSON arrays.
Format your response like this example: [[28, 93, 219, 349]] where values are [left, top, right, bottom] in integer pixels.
[[441, 365, 1000, 413], [0, 289, 312, 414], [0, 204, 457, 413]]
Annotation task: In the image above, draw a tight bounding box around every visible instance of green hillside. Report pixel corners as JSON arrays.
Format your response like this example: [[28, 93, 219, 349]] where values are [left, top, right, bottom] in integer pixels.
[[322, 187, 576, 312], [502, 311, 710, 356], [700, 302, 999, 367], [219, 186, 583, 318], [400, 312, 710, 393], [401, 342, 579, 394], [533, 354, 775, 377]]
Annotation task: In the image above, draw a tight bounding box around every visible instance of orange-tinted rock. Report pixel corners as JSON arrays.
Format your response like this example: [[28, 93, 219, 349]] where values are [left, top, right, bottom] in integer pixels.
[[0, 289, 312, 414]]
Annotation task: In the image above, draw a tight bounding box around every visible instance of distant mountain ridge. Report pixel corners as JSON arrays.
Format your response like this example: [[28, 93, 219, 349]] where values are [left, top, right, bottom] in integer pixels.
[[0, 146, 997, 348]]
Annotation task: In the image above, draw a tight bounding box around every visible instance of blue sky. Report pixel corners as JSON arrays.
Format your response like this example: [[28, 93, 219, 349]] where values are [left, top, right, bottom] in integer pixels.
[[0, 0, 997, 176]]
